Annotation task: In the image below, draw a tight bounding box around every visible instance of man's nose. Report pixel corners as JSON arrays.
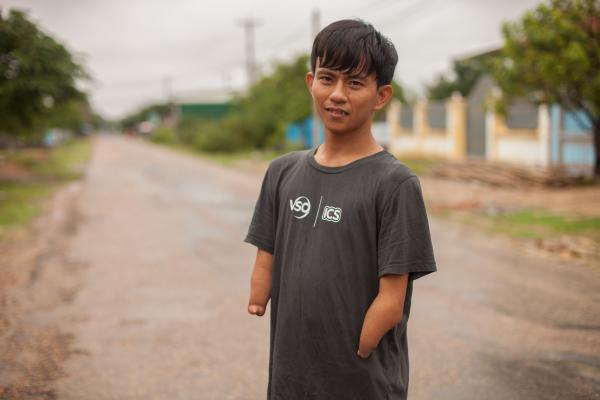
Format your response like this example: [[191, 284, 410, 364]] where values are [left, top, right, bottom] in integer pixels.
[[329, 79, 348, 103]]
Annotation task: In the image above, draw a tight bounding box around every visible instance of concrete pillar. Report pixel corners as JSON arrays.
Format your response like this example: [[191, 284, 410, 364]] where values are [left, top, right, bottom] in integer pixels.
[[414, 99, 427, 153], [387, 99, 402, 140], [537, 104, 551, 168], [447, 91, 467, 160]]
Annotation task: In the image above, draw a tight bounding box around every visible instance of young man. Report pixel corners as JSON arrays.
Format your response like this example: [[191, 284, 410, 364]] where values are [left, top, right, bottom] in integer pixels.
[[244, 19, 437, 400]]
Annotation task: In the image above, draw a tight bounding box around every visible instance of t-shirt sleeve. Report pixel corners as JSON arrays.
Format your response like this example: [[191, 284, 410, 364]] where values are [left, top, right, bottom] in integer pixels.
[[377, 175, 437, 281], [243, 166, 276, 254]]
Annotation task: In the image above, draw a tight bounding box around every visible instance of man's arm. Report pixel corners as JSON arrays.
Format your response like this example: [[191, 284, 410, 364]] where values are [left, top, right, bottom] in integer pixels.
[[247, 248, 273, 317], [357, 273, 409, 358]]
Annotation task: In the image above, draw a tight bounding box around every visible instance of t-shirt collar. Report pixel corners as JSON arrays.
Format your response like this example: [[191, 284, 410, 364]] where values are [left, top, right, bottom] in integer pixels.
[[307, 144, 389, 174]]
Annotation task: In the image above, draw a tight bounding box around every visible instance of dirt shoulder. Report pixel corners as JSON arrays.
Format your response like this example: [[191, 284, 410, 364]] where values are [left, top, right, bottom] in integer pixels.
[[0, 181, 88, 400], [0, 138, 91, 399], [420, 175, 600, 218], [419, 175, 600, 268]]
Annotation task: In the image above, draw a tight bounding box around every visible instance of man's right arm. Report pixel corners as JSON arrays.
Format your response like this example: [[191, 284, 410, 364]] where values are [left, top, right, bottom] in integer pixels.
[[248, 248, 273, 316]]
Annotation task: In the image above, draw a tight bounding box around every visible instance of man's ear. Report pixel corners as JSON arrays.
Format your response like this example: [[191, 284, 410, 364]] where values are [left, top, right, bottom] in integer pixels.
[[305, 71, 314, 94], [373, 84, 393, 111]]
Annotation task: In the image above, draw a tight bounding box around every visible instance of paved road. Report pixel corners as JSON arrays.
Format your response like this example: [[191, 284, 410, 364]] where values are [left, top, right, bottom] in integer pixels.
[[51, 135, 599, 399]]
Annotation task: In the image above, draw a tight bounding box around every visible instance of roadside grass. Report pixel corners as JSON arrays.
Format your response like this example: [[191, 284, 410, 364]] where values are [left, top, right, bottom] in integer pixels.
[[389, 152, 444, 176], [0, 138, 92, 238], [0, 183, 52, 228], [397, 157, 440, 176], [493, 210, 600, 239], [30, 139, 91, 181], [433, 206, 600, 242]]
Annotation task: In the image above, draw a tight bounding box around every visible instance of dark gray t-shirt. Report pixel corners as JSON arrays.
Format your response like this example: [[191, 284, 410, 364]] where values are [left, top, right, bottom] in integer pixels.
[[244, 146, 437, 400]]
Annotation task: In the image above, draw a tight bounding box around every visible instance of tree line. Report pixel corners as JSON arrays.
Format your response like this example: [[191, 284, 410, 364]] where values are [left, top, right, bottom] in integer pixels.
[[0, 9, 98, 147]]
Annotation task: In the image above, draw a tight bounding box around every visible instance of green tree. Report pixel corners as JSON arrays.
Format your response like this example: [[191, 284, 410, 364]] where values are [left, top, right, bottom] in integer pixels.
[[427, 49, 498, 100], [492, 0, 600, 179], [0, 9, 89, 139], [119, 102, 173, 130], [232, 54, 313, 149]]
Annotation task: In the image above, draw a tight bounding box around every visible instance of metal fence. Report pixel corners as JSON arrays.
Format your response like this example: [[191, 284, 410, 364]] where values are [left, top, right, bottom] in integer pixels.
[[400, 106, 414, 131], [426, 101, 446, 130]]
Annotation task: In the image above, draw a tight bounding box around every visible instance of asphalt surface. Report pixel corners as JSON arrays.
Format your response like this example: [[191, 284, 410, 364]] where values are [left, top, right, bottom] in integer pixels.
[[49, 134, 599, 399]]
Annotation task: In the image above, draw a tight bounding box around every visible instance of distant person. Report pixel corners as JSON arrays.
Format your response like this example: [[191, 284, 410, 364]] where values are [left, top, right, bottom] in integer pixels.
[[244, 18, 437, 400]]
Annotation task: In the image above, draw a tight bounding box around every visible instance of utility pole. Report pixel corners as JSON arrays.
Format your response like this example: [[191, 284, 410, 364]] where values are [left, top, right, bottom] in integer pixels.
[[237, 17, 260, 87], [162, 75, 173, 103], [311, 8, 321, 149], [162, 75, 178, 128]]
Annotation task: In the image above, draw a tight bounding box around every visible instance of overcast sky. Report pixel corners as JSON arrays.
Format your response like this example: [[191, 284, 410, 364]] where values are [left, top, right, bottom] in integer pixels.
[[4, 0, 542, 119]]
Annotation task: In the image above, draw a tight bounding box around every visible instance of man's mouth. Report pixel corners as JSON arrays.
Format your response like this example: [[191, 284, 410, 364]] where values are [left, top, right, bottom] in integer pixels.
[[324, 107, 349, 116]]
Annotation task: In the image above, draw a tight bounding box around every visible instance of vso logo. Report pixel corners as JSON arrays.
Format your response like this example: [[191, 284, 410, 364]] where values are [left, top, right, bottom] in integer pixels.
[[289, 196, 311, 219], [322, 206, 342, 223]]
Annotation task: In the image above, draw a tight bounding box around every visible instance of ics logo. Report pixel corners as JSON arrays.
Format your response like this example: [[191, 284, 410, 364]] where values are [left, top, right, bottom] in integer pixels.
[[322, 206, 342, 223], [289, 196, 311, 219]]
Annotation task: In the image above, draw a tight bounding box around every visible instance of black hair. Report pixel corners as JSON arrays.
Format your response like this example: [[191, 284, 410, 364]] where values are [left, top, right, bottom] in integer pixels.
[[310, 19, 398, 87]]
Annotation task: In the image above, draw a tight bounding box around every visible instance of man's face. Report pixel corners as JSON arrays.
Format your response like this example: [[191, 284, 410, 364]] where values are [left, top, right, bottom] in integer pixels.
[[306, 58, 392, 135]]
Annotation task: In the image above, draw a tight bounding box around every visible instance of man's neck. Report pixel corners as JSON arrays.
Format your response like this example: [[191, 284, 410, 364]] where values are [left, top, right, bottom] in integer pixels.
[[315, 122, 384, 167]]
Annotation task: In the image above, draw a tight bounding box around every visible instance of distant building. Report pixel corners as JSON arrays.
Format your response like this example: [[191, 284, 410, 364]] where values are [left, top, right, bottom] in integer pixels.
[[179, 102, 232, 119], [173, 88, 237, 121]]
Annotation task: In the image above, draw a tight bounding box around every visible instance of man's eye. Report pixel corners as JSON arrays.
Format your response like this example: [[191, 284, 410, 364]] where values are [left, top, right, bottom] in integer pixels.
[[319, 76, 332, 82], [349, 80, 363, 86]]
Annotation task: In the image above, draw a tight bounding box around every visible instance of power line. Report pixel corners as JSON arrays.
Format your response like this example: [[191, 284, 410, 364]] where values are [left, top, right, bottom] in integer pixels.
[[254, 0, 434, 63]]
